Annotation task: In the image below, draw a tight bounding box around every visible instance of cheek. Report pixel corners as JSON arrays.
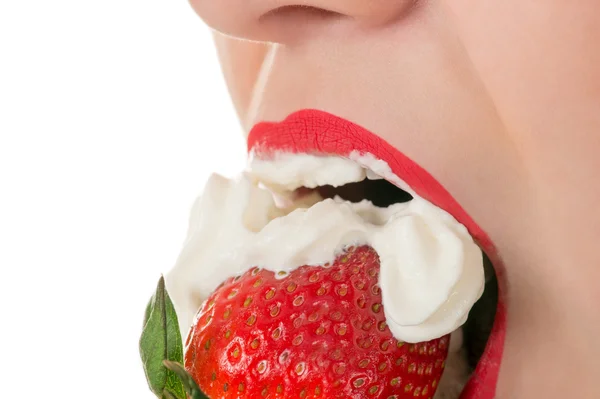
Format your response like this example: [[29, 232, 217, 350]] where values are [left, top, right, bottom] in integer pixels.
[[445, 0, 600, 279], [445, 1, 600, 144]]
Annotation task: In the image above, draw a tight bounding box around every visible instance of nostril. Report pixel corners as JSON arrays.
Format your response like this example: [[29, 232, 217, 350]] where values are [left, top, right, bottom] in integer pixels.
[[190, 0, 417, 44], [253, 4, 352, 44], [259, 5, 349, 25]]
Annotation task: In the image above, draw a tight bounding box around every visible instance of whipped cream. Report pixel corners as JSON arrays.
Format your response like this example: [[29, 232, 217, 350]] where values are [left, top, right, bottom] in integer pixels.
[[248, 152, 368, 191], [166, 155, 484, 343]]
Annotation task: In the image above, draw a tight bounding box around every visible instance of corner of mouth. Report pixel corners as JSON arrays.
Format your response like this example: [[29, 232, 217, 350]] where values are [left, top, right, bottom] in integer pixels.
[[247, 108, 506, 399]]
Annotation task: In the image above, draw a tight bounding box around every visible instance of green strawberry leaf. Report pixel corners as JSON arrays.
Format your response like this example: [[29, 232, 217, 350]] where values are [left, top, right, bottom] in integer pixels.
[[139, 276, 186, 399], [164, 361, 210, 399]]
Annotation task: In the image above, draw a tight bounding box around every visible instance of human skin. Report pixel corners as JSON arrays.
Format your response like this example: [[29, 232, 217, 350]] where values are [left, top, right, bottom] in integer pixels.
[[187, 1, 600, 397]]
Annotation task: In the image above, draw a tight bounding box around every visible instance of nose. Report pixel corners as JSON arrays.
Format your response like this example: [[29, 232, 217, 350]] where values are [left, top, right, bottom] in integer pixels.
[[189, 0, 415, 44]]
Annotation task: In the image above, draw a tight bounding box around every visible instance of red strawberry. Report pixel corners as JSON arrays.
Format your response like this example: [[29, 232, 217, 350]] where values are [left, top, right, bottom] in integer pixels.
[[184, 245, 449, 398]]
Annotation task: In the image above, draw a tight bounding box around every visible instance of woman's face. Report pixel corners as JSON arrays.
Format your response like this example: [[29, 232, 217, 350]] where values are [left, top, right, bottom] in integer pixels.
[[189, 1, 600, 397]]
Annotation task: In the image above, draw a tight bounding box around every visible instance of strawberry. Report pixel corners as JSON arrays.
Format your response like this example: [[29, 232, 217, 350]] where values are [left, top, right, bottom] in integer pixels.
[[184, 245, 449, 398]]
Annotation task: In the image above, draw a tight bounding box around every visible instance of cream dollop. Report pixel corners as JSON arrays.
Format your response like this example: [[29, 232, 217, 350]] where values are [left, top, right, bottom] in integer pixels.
[[166, 171, 484, 343]]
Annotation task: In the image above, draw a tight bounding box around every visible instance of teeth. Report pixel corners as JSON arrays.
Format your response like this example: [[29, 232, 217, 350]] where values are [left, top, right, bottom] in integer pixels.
[[348, 151, 415, 196], [366, 169, 384, 180], [270, 191, 294, 208], [268, 188, 323, 210]]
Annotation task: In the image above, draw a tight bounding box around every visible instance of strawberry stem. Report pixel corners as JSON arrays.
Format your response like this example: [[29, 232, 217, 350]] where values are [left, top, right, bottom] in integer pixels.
[[164, 361, 209, 399]]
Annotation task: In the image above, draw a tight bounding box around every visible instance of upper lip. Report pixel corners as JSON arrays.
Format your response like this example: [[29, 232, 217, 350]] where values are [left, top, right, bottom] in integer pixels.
[[248, 108, 505, 399]]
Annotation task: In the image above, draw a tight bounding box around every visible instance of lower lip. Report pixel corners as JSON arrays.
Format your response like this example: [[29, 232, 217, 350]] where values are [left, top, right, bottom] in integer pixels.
[[248, 109, 506, 399]]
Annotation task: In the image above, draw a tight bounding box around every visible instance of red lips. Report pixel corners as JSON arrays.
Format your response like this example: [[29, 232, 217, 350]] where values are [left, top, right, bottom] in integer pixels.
[[248, 109, 506, 399]]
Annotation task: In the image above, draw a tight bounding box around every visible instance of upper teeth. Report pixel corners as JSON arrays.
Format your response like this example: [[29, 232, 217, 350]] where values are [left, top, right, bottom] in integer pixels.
[[247, 152, 386, 193], [366, 168, 384, 180]]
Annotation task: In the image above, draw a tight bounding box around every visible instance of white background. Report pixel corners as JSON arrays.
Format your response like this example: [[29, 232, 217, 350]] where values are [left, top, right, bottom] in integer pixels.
[[0, 1, 245, 397]]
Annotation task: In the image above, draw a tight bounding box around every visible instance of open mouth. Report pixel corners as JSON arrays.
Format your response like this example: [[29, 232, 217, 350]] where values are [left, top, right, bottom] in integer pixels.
[[247, 109, 505, 399]]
